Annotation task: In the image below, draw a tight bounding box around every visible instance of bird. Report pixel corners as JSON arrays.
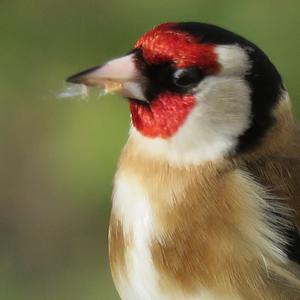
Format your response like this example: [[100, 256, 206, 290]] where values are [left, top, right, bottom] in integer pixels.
[[67, 22, 300, 299]]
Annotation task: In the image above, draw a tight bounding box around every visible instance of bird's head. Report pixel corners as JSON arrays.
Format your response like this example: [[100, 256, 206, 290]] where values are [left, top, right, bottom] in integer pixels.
[[67, 22, 284, 164]]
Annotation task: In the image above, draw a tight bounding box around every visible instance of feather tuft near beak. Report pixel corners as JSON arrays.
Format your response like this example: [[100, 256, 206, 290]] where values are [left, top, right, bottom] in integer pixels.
[[66, 54, 146, 101]]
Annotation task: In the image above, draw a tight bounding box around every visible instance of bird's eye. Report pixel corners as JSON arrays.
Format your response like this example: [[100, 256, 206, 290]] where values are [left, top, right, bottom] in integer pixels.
[[173, 68, 204, 88]]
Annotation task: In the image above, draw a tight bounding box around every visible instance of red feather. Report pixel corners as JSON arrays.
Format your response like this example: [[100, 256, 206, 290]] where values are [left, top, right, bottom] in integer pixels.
[[130, 93, 196, 138], [135, 22, 219, 74]]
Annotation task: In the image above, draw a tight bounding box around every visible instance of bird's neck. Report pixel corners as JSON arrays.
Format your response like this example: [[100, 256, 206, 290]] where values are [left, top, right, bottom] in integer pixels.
[[239, 93, 295, 161], [111, 133, 290, 298], [110, 92, 296, 298], [111, 142, 234, 295]]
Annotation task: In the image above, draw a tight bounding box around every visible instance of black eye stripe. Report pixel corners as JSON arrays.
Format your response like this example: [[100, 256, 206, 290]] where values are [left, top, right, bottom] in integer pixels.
[[132, 49, 206, 100]]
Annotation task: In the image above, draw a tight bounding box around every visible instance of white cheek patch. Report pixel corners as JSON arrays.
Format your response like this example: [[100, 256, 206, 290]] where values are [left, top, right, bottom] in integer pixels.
[[130, 76, 252, 166], [215, 45, 251, 76]]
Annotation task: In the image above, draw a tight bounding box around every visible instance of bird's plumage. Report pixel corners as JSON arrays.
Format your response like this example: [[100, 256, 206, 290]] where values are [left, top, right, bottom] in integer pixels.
[[67, 22, 300, 299], [110, 97, 300, 299]]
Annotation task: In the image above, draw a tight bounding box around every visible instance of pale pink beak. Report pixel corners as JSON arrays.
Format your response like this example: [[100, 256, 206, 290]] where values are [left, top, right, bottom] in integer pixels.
[[66, 53, 146, 101]]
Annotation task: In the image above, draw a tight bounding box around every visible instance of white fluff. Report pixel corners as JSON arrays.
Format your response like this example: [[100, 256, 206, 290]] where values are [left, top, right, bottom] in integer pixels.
[[57, 83, 89, 100]]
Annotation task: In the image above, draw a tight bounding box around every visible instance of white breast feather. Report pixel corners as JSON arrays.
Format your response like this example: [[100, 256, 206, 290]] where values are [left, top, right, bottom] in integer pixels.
[[112, 173, 243, 300]]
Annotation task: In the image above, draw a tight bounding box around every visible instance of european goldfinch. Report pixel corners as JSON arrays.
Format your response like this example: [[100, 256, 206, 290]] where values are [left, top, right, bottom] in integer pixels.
[[67, 22, 300, 300]]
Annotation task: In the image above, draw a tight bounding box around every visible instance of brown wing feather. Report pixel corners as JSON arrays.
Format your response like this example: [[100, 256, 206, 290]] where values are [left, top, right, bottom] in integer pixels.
[[244, 155, 300, 227], [240, 102, 300, 273], [241, 100, 300, 227]]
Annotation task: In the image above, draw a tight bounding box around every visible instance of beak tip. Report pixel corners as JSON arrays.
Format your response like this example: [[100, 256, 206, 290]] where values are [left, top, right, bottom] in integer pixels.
[[66, 65, 102, 85], [66, 74, 81, 84]]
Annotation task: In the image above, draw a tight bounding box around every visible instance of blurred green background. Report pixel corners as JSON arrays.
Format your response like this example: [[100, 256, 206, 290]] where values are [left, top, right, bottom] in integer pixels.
[[1, 0, 299, 299]]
